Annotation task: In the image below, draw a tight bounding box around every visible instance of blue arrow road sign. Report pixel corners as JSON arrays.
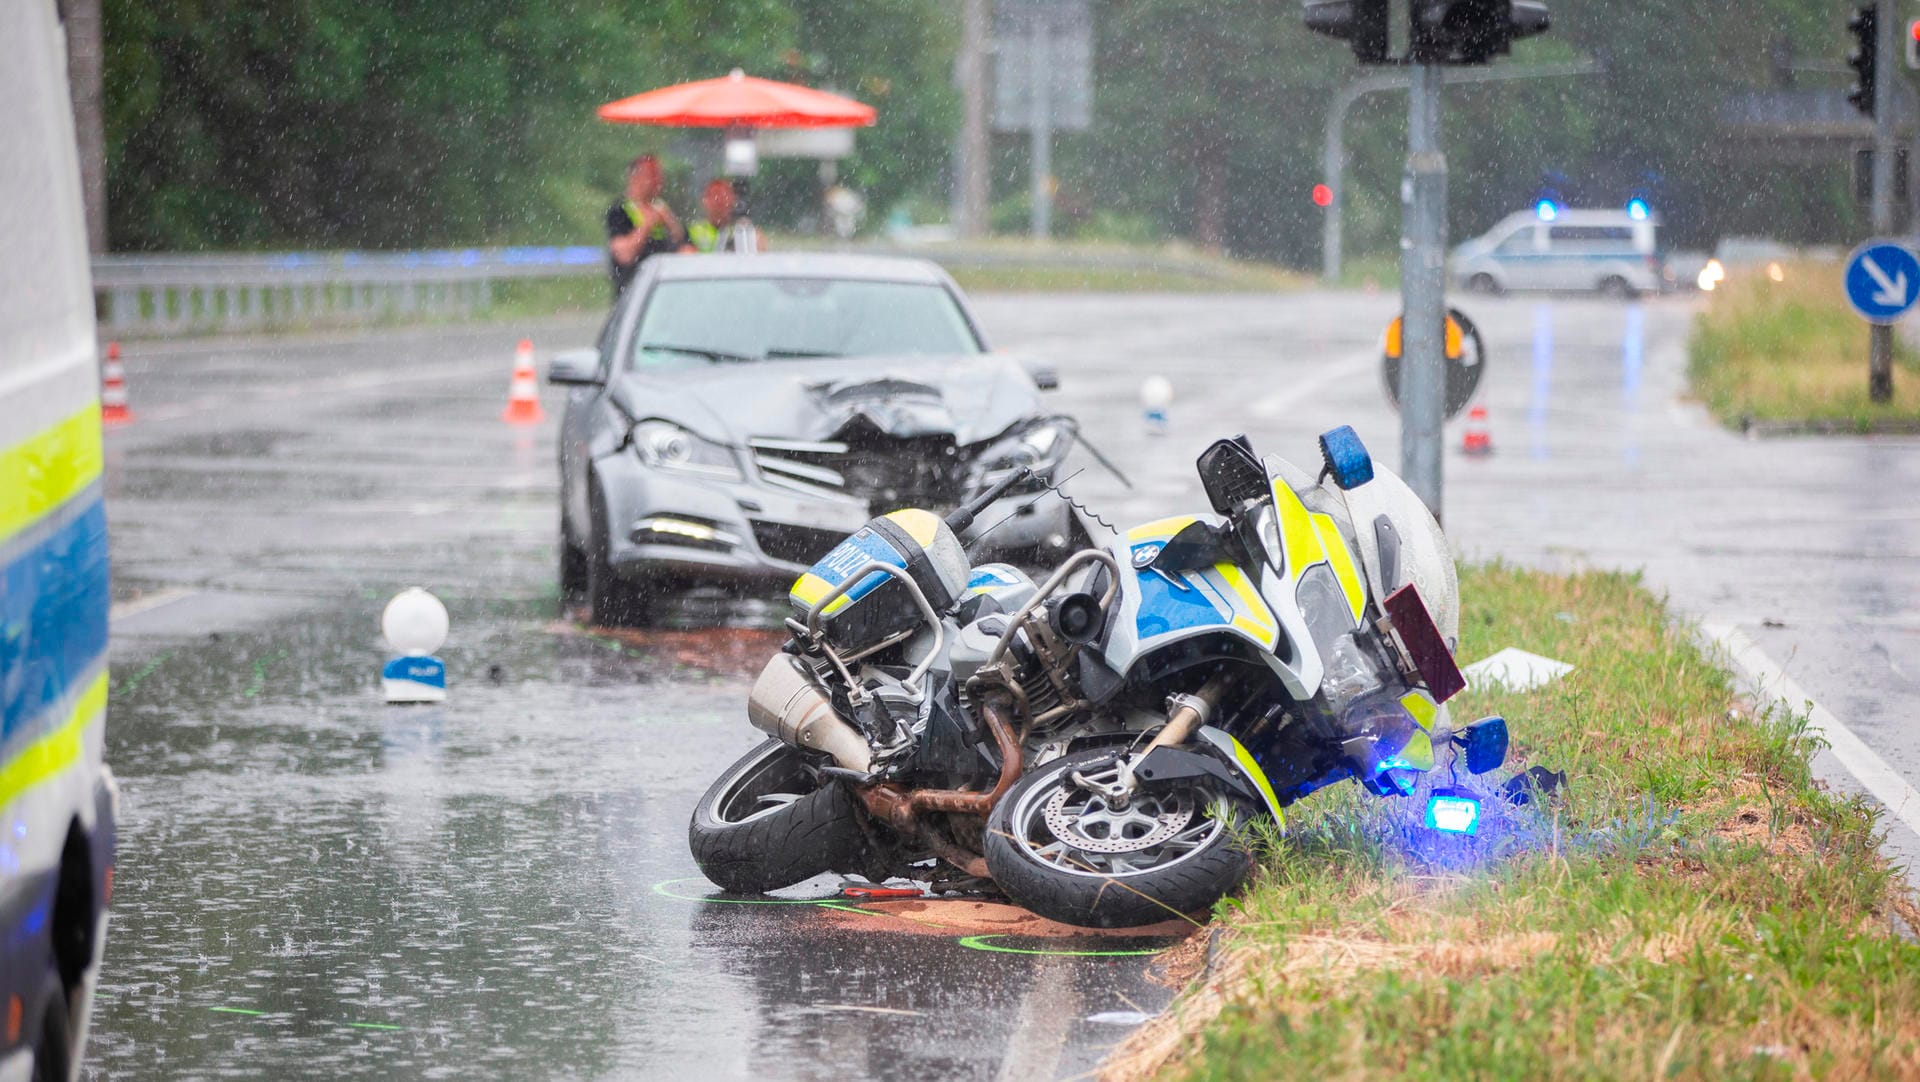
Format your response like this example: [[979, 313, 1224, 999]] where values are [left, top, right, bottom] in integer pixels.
[[1845, 240, 1920, 324]]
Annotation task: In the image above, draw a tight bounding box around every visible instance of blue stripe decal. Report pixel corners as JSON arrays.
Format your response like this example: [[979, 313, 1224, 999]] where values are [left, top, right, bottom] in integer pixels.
[[1132, 563, 1230, 639], [2, 493, 110, 747]]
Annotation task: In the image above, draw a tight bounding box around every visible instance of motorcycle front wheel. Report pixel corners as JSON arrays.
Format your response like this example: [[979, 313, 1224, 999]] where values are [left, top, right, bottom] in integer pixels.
[[688, 739, 869, 894], [984, 749, 1256, 928]]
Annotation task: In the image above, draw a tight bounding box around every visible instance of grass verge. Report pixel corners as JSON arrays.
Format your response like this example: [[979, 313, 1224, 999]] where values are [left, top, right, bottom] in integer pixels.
[[1105, 563, 1920, 1081], [1689, 262, 1920, 431]]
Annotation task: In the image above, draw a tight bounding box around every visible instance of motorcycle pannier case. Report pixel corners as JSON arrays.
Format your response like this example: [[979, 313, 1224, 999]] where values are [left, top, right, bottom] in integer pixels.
[[789, 508, 970, 655]]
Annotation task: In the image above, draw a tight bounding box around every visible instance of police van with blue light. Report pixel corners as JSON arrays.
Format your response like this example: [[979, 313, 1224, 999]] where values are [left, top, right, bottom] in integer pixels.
[[1452, 203, 1670, 298], [2, 4, 121, 1079]]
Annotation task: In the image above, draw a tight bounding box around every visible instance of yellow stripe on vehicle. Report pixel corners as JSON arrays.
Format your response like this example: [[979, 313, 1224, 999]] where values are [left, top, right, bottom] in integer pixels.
[[1398, 728, 1435, 771], [1399, 689, 1437, 731], [0, 671, 106, 812], [884, 508, 942, 547], [1213, 562, 1278, 646], [1311, 514, 1367, 622], [0, 402, 103, 547], [1226, 734, 1285, 831], [1269, 480, 1325, 581], [1126, 515, 1197, 543]]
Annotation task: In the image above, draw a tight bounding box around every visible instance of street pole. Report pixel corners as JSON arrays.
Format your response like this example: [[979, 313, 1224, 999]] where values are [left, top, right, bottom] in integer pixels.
[[956, 0, 990, 240], [1400, 63, 1448, 518], [1870, 0, 1897, 402], [1028, 17, 1053, 239]]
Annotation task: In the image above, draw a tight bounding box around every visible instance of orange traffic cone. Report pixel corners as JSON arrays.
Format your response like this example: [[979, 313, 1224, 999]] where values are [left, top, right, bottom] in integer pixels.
[[101, 341, 132, 426], [501, 338, 544, 425], [1462, 404, 1492, 456]]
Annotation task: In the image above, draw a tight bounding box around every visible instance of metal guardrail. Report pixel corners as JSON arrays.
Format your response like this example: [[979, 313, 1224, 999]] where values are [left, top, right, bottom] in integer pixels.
[[91, 246, 605, 335], [90, 240, 1259, 336]]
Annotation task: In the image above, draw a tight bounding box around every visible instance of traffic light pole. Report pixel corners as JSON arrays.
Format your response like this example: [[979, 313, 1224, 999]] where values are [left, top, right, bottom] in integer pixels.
[[1401, 63, 1448, 519], [1871, 0, 1897, 402]]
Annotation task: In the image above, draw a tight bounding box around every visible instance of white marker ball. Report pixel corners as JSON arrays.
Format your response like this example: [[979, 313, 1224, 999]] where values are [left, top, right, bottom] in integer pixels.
[[1140, 376, 1175, 411], [382, 588, 449, 656]]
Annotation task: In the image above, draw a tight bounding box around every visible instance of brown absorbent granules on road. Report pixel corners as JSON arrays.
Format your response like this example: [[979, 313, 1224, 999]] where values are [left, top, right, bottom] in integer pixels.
[[813, 897, 1200, 939]]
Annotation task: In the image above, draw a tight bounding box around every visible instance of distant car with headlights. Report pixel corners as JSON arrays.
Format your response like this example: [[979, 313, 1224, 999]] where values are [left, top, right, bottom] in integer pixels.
[[1453, 208, 1667, 297], [551, 253, 1082, 625]]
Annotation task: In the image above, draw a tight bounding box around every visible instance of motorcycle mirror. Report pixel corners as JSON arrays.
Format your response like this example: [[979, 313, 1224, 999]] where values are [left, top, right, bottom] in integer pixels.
[[1196, 437, 1269, 515]]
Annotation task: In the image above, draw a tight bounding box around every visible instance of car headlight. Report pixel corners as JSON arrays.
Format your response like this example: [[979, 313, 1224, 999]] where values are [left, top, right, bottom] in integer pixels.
[[971, 419, 1074, 484], [630, 420, 741, 480]]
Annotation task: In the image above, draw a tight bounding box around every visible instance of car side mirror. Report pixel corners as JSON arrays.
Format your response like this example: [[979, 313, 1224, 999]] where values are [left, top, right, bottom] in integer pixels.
[[1024, 362, 1060, 391], [548, 348, 602, 386]]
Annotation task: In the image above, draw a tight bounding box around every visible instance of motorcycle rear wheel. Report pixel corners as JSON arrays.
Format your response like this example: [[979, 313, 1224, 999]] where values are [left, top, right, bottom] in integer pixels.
[[689, 739, 868, 894], [984, 749, 1255, 928]]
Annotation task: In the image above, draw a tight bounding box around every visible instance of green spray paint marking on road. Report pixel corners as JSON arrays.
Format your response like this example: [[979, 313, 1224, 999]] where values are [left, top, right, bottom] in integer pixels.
[[210, 1006, 265, 1016], [114, 651, 175, 696], [956, 934, 1165, 958]]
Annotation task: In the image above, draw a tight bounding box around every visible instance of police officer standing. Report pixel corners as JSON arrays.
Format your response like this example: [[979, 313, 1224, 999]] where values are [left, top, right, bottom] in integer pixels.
[[606, 154, 684, 299]]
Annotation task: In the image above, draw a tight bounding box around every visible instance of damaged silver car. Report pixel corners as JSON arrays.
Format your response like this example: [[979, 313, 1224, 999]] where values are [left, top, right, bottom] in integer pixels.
[[550, 253, 1082, 625]]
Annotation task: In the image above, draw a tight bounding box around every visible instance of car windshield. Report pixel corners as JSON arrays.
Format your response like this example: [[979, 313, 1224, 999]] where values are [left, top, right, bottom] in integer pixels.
[[628, 278, 981, 369]]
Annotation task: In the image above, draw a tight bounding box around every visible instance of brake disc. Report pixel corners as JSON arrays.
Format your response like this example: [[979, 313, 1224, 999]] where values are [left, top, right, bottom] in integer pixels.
[[1041, 787, 1194, 854]]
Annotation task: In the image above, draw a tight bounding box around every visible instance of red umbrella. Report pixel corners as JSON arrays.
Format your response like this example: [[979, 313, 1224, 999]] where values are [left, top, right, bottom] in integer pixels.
[[598, 69, 875, 130]]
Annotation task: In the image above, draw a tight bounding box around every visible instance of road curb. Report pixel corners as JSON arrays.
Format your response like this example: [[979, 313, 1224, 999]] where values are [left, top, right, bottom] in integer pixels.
[[1700, 622, 1920, 861]]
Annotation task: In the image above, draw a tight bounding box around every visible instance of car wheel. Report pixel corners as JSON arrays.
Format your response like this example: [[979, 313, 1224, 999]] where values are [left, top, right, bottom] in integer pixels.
[[586, 477, 651, 627], [29, 972, 70, 1082], [559, 511, 588, 602], [1599, 276, 1636, 299], [1467, 273, 1501, 295]]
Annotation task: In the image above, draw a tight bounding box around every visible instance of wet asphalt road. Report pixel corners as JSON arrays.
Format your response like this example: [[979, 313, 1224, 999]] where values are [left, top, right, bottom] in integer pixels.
[[90, 291, 1920, 1079]]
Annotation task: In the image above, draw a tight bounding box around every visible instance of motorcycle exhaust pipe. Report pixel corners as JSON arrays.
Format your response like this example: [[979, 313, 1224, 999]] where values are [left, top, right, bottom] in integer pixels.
[[747, 654, 873, 774]]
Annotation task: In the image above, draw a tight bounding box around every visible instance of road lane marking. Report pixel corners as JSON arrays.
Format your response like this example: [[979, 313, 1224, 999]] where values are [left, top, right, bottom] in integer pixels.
[[1702, 622, 1920, 841], [1248, 351, 1375, 420], [109, 587, 196, 623]]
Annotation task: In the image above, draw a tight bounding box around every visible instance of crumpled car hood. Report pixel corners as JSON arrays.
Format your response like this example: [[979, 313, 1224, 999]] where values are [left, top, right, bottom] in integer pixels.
[[609, 354, 1045, 446]]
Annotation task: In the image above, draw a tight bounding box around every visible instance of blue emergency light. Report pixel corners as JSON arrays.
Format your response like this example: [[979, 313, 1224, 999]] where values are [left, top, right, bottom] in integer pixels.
[[1626, 197, 1650, 221], [1424, 790, 1481, 836], [1535, 200, 1558, 222]]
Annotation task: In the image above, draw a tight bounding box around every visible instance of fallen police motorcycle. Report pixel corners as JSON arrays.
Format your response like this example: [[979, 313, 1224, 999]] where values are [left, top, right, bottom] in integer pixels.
[[688, 427, 1506, 927]]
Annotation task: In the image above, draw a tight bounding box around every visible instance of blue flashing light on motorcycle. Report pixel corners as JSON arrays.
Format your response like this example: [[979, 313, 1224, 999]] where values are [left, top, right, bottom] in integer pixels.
[[1317, 425, 1374, 490], [1425, 790, 1482, 835]]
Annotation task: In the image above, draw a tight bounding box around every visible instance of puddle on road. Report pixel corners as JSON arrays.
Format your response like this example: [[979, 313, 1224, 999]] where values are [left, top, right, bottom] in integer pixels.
[[94, 596, 1176, 1081]]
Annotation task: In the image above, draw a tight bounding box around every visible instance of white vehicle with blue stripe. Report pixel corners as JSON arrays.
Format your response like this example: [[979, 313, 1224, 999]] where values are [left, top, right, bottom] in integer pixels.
[[1, 3, 119, 1079], [1453, 207, 1669, 297], [690, 427, 1511, 929]]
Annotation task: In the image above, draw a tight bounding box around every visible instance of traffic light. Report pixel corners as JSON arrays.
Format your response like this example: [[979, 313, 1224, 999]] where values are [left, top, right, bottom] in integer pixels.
[[1848, 4, 1877, 117], [1303, 0, 1390, 64], [1409, 0, 1551, 65], [1907, 17, 1919, 69]]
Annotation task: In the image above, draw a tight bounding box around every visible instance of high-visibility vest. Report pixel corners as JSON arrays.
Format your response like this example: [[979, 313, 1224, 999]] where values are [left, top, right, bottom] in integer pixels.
[[688, 219, 759, 254], [623, 199, 670, 241]]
